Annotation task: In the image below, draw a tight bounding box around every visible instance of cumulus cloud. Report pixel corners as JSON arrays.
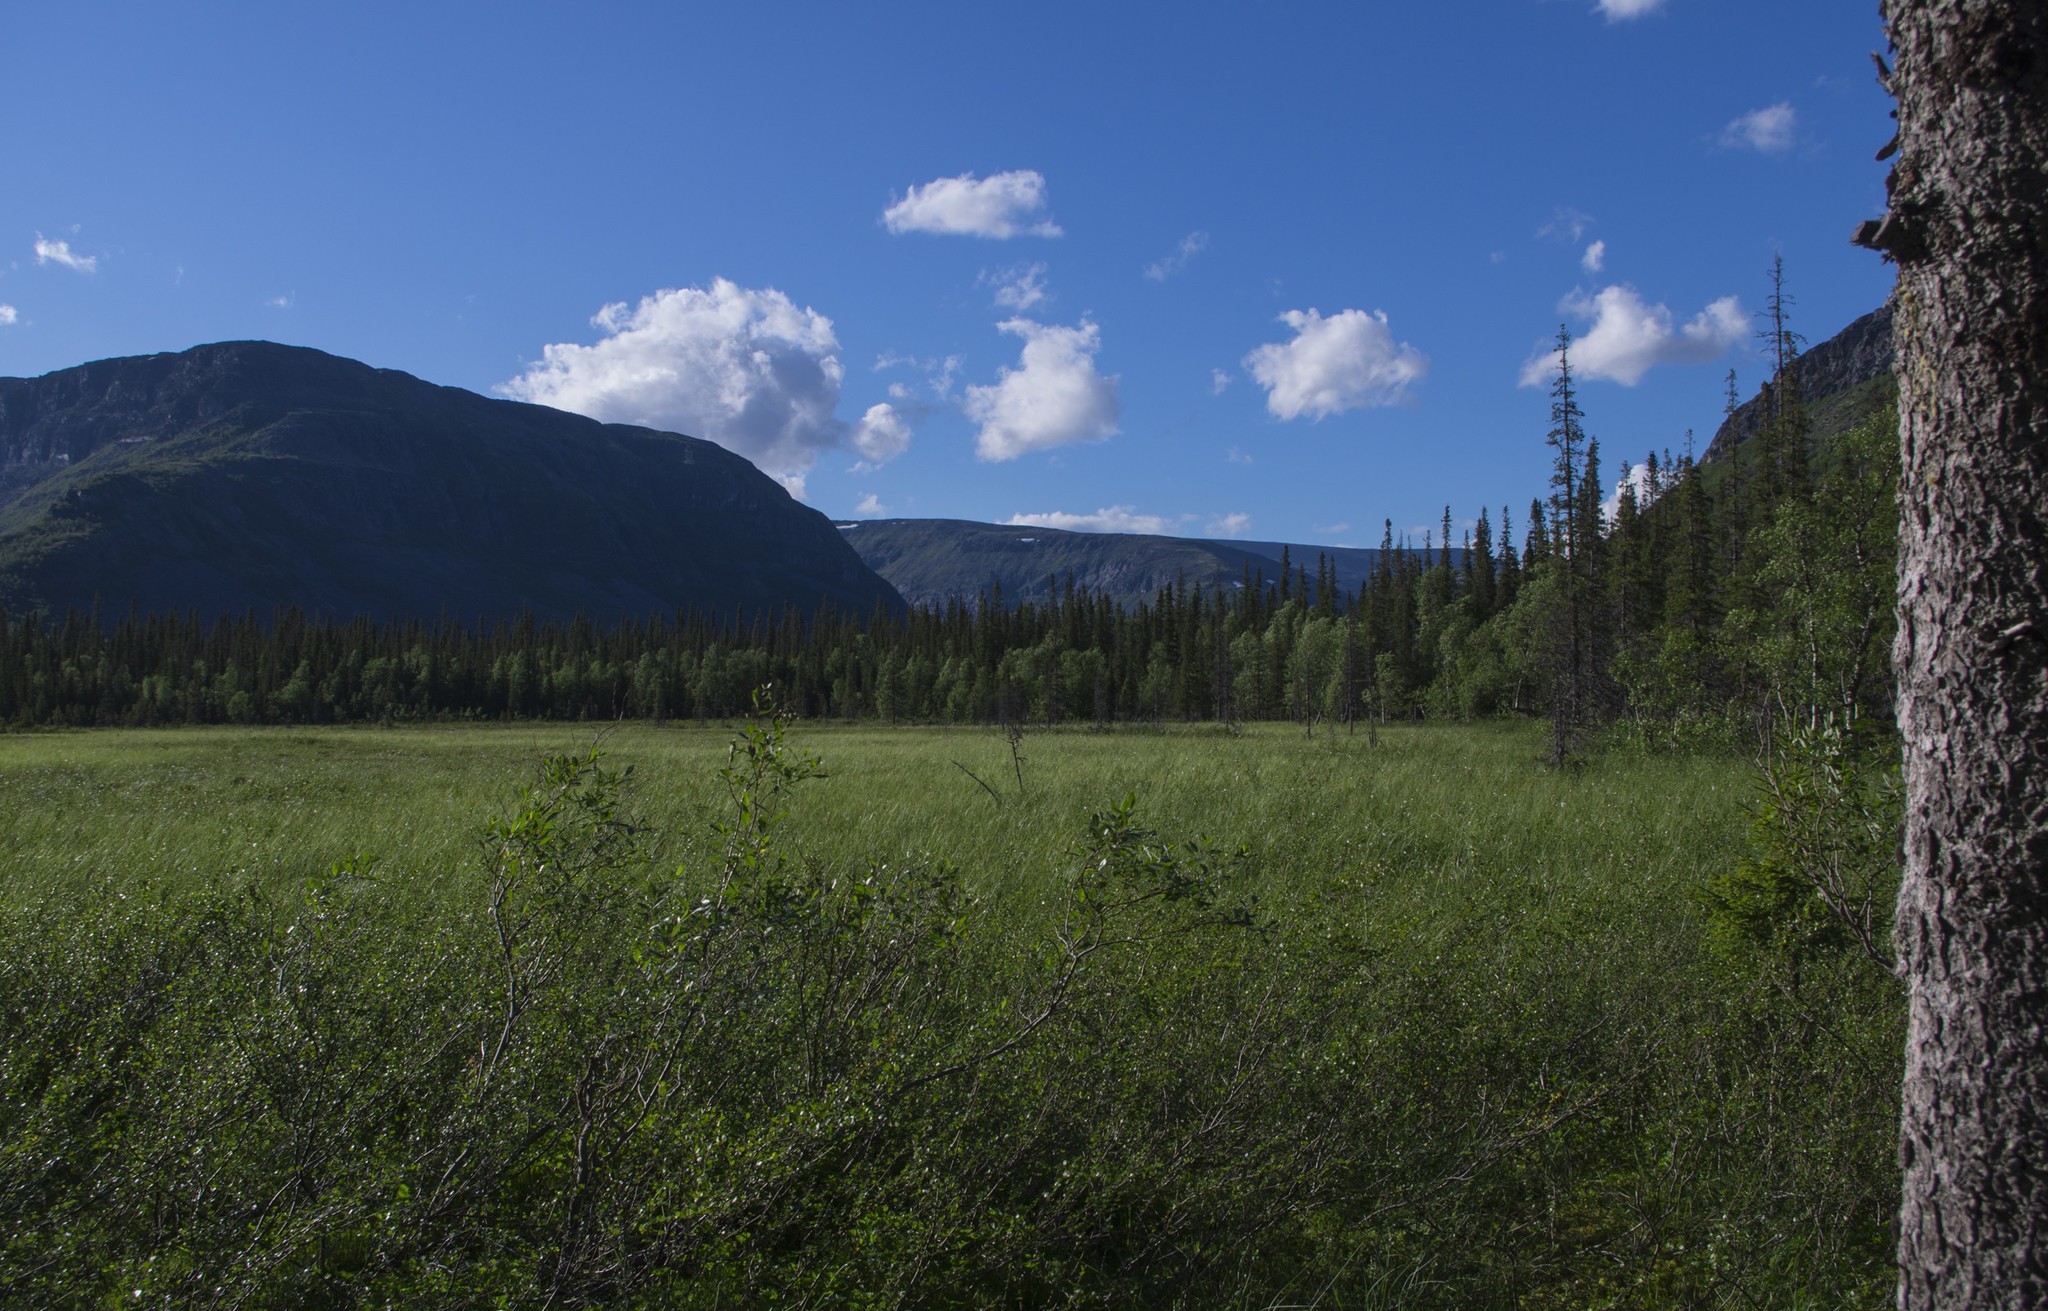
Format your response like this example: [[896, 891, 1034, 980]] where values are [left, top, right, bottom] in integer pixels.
[[964, 318, 1121, 461], [1211, 368, 1232, 395], [501, 278, 851, 486], [1602, 460, 1665, 524], [1519, 285, 1747, 387], [882, 170, 1062, 239], [1005, 505, 1171, 535], [1595, 0, 1665, 18], [1243, 308, 1428, 420], [1144, 231, 1210, 281], [0, 304, 17, 326], [1207, 512, 1253, 537], [1225, 446, 1253, 464], [1581, 240, 1606, 273], [265, 293, 294, 309], [853, 492, 890, 518], [982, 262, 1049, 310], [33, 235, 97, 273], [1722, 102, 1797, 153], [850, 402, 912, 464]]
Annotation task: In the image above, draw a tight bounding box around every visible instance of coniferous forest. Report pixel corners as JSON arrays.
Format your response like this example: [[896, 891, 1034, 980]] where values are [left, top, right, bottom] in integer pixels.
[[0, 336, 1899, 755]]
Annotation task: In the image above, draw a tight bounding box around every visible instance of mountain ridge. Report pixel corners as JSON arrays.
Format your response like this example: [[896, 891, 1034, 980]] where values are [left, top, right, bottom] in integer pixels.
[[0, 341, 904, 623], [835, 518, 1401, 611], [1702, 302, 1894, 464]]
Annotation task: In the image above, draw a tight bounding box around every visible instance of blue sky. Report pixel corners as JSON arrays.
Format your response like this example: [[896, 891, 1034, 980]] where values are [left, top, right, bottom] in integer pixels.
[[3, 0, 1894, 547]]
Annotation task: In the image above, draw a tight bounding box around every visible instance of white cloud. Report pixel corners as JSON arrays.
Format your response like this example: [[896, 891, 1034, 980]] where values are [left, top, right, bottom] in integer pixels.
[[964, 318, 1120, 461], [33, 235, 97, 273], [1211, 368, 1232, 395], [776, 472, 809, 499], [1595, 0, 1665, 18], [1243, 307, 1428, 420], [1519, 285, 1747, 387], [1207, 512, 1253, 537], [1005, 505, 1171, 535], [1144, 231, 1210, 282], [1581, 239, 1606, 273], [1537, 207, 1595, 243], [983, 262, 1049, 310], [501, 278, 850, 484], [875, 351, 961, 400], [853, 492, 890, 518], [265, 293, 293, 309], [1723, 102, 1797, 153], [1602, 460, 1665, 524], [0, 304, 16, 326], [850, 402, 912, 464], [1225, 446, 1253, 465], [882, 170, 1062, 239]]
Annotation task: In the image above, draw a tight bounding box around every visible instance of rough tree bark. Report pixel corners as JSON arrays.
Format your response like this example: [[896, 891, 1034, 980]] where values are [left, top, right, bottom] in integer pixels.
[[1873, 2, 2048, 1306]]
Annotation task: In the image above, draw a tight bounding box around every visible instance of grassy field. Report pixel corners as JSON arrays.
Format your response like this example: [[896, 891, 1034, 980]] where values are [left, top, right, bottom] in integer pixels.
[[0, 718, 1902, 1308], [0, 717, 1750, 913]]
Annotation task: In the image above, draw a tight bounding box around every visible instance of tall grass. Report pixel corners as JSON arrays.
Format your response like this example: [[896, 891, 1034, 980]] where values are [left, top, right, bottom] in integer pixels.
[[1, 720, 1746, 912], [0, 720, 1900, 1308]]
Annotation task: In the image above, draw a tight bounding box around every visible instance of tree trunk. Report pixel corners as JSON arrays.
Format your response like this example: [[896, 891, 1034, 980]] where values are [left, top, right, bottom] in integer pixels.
[[1882, 3, 2048, 1306]]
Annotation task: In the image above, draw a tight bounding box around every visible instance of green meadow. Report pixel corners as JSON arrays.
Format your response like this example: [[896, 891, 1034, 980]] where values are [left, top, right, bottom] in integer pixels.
[[0, 719, 1744, 910], [0, 720, 1901, 1308]]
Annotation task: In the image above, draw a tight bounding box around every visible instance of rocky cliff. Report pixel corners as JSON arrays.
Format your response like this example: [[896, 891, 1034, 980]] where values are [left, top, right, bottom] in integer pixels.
[[1703, 303, 1895, 463]]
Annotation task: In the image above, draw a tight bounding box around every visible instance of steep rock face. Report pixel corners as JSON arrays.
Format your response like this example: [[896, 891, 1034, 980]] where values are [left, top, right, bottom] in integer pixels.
[[0, 342, 903, 623], [1703, 303, 1895, 462]]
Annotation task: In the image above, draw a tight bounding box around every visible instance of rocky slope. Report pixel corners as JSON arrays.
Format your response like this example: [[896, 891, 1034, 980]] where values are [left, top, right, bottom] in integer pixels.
[[1703, 302, 1895, 462]]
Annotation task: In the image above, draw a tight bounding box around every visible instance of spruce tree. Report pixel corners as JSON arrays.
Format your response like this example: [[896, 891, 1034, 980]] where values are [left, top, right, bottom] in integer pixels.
[[1496, 505, 1521, 613], [1469, 508, 1497, 621], [1758, 253, 1812, 504], [1523, 500, 1550, 571], [1543, 326, 1598, 763]]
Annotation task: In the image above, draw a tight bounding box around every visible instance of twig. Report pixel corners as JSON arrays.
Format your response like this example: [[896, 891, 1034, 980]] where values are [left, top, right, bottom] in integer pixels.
[[951, 760, 1002, 803]]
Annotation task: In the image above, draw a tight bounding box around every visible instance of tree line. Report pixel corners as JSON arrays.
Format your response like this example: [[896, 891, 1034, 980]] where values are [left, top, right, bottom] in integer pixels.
[[0, 296, 1895, 749]]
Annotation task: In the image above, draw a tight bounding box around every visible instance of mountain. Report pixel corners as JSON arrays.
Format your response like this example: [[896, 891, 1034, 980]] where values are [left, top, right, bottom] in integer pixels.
[[835, 518, 1396, 610], [1703, 302, 1896, 465], [0, 341, 903, 623]]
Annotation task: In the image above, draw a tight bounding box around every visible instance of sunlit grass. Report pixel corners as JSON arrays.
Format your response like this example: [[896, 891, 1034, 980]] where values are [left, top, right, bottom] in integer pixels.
[[0, 719, 1899, 1306], [0, 719, 1752, 929]]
